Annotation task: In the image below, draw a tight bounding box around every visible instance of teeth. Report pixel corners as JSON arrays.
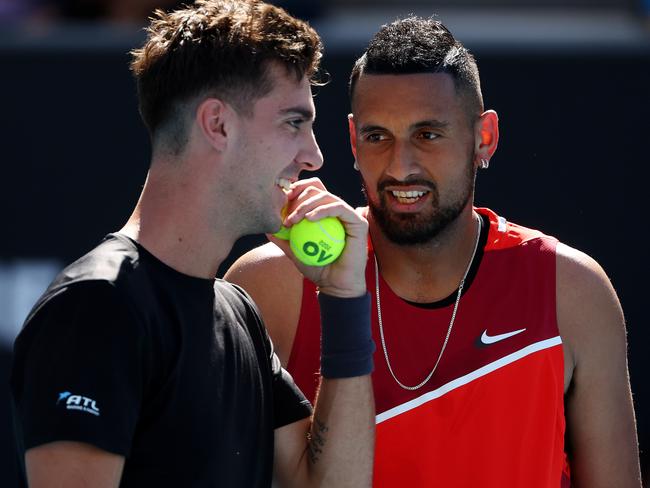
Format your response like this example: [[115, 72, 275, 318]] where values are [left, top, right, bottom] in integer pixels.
[[390, 190, 427, 198], [277, 178, 291, 193]]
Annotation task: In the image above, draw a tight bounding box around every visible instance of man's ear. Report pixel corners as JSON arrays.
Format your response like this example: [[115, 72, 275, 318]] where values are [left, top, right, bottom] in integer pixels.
[[196, 98, 232, 152], [474, 110, 499, 166], [348, 113, 357, 159]]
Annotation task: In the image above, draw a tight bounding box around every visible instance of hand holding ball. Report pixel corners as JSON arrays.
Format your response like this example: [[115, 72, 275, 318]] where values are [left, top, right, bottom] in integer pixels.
[[274, 217, 346, 266]]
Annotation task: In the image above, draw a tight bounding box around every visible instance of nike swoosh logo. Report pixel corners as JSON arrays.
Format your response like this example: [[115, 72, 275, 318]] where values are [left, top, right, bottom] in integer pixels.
[[480, 328, 527, 345]]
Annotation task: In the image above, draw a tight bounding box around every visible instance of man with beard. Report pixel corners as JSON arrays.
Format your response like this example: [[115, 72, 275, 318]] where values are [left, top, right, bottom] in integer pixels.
[[225, 17, 641, 487], [11, 1, 375, 486]]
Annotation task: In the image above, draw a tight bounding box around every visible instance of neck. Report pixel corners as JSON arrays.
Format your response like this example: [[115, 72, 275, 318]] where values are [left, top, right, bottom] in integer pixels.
[[120, 165, 236, 279], [371, 206, 481, 303]]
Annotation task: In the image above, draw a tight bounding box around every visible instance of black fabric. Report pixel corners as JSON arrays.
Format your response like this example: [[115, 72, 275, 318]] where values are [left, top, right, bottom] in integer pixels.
[[319, 292, 374, 379], [10, 234, 311, 487]]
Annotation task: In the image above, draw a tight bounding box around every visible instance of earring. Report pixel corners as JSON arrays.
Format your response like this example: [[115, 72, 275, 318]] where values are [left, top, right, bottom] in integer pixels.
[[479, 158, 489, 169], [353, 161, 360, 171]]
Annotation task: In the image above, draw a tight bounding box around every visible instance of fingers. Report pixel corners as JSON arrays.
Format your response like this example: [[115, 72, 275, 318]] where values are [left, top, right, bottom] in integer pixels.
[[284, 177, 326, 199], [282, 178, 326, 220], [299, 202, 368, 240], [285, 191, 346, 225], [268, 177, 369, 297], [355, 206, 369, 219], [282, 178, 341, 225], [283, 187, 366, 240]]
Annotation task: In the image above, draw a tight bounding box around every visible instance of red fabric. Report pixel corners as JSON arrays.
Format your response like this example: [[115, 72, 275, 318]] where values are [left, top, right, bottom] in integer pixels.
[[374, 348, 565, 487], [287, 208, 570, 486]]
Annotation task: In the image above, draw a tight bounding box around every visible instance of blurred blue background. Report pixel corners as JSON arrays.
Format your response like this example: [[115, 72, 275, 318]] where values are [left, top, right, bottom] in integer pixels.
[[1, 0, 649, 485]]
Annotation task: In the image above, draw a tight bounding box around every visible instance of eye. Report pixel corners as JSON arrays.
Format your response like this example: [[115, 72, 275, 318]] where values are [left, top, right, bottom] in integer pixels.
[[417, 131, 439, 140], [287, 118, 305, 130], [364, 132, 387, 143]]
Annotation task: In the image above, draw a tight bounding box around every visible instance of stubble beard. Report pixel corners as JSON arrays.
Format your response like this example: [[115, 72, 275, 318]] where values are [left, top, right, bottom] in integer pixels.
[[365, 159, 477, 246]]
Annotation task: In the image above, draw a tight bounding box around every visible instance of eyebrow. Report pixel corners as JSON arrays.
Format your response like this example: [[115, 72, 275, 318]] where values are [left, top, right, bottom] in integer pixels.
[[412, 120, 449, 130], [280, 107, 315, 121], [359, 124, 385, 135], [359, 119, 449, 134]]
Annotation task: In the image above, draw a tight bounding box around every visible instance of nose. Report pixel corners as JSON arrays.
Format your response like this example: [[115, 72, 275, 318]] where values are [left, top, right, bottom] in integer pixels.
[[385, 140, 417, 180], [296, 129, 324, 172]]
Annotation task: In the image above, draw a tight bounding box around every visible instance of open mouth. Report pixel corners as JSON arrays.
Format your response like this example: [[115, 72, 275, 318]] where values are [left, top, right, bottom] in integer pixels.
[[389, 189, 429, 205], [276, 178, 292, 193]]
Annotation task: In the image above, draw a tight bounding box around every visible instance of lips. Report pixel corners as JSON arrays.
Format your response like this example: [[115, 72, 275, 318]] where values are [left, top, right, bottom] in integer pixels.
[[378, 180, 434, 212], [389, 189, 429, 204]]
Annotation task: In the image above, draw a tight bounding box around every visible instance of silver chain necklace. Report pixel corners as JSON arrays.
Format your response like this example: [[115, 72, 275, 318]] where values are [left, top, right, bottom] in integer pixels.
[[374, 216, 482, 391]]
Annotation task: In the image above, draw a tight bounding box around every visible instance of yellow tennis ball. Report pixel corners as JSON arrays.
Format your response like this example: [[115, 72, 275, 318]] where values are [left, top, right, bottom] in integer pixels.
[[273, 225, 291, 240], [289, 217, 346, 266], [273, 205, 292, 240]]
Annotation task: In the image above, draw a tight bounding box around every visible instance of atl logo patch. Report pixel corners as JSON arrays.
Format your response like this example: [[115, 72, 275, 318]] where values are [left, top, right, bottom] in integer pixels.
[[57, 391, 100, 416]]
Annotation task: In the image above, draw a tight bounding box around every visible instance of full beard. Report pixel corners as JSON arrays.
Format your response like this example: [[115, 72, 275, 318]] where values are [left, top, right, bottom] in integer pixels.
[[365, 161, 476, 246]]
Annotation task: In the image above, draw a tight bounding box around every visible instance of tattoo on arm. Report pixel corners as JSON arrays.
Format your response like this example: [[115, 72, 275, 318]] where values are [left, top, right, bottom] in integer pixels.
[[307, 417, 329, 465]]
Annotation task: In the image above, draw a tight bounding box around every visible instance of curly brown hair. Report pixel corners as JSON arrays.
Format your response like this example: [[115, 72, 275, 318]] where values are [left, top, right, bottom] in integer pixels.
[[130, 0, 322, 153]]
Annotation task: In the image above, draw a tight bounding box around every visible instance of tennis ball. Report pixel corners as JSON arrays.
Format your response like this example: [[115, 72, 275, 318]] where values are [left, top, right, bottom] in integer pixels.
[[273, 225, 291, 240], [273, 205, 291, 240], [289, 217, 346, 266]]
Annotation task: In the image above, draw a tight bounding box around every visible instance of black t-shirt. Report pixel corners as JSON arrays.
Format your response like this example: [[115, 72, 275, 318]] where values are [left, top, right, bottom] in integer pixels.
[[11, 234, 312, 487]]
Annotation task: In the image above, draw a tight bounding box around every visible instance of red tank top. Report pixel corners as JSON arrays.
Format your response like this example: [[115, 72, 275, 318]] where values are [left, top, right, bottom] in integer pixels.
[[288, 208, 570, 487]]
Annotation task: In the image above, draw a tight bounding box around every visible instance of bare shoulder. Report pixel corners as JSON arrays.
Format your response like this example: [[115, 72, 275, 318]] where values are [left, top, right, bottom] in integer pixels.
[[556, 243, 624, 331], [224, 242, 304, 301], [556, 242, 626, 365], [225, 242, 300, 284], [556, 242, 615, 293], [224, 242, 304, 365], [556, 248, 641, 485]]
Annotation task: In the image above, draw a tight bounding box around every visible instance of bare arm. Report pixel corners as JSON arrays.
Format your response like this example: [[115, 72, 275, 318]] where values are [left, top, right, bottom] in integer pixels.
[[229, 178, 375, 487], [274, 376, 374, 487], [26, 441, 124, 488], [557, 243, 641, 487]]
